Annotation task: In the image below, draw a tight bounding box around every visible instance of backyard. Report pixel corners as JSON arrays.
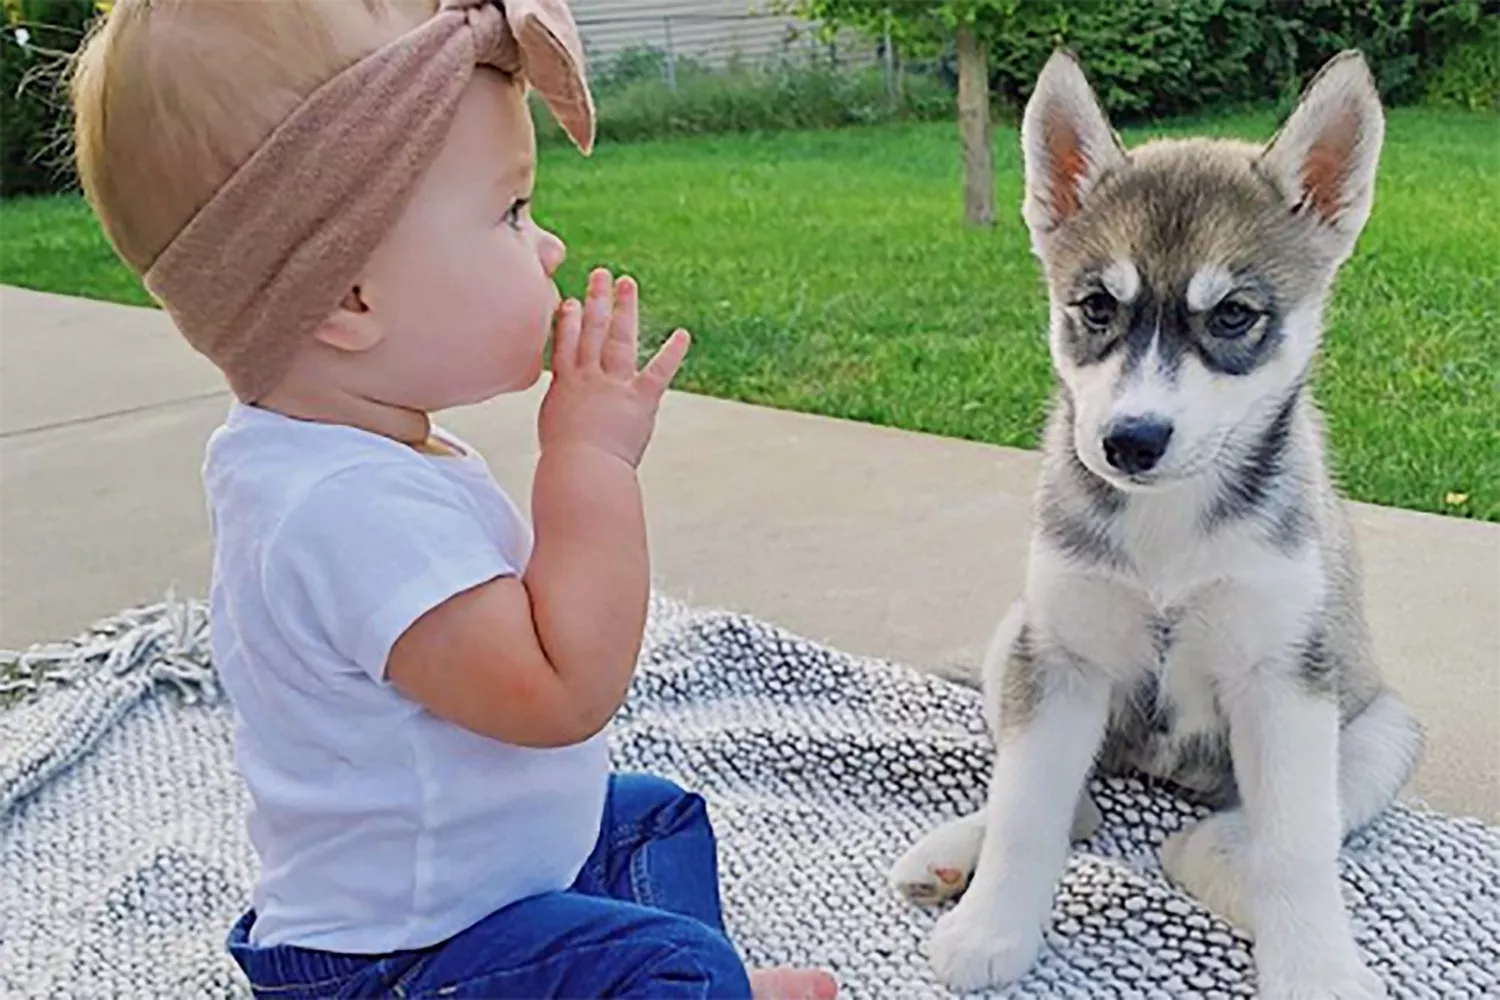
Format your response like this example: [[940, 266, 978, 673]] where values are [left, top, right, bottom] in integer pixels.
[[1, 3, 1499, 993], [2, 107, 1495, 520]]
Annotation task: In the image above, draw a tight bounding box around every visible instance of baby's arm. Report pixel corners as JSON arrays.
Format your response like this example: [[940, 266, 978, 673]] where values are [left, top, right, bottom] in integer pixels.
[[387, 269, 689, 748]]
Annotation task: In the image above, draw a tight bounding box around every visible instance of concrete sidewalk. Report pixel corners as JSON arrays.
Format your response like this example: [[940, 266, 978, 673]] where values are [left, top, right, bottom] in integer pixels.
[[3, 286, 1496, 821]]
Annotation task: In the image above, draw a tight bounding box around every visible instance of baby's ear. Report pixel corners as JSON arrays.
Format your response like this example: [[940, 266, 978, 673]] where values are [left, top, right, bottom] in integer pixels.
[[313, 287, 385, 353], [506, 0, 595, 154]]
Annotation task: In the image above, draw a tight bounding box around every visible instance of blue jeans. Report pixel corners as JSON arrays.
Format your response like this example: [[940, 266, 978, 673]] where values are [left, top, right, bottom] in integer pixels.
[[227, 774, 753, 998]]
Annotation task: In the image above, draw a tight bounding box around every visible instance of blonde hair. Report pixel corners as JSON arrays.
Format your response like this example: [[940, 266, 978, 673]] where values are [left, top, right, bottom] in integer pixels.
[[72, 0, 435, 273]]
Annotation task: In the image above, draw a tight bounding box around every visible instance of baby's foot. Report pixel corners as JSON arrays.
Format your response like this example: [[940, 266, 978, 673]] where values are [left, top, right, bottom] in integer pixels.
[[748, 967, 839, 1000]]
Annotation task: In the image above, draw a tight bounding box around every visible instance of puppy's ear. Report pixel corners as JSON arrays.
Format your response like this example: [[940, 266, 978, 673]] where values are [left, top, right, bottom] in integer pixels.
[[1260, 50, 1384, 265], [1021, 50, 1125, 246]]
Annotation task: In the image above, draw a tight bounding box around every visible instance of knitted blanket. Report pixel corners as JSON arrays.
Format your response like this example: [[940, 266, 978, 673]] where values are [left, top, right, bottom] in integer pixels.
[[2, 596, 1496, 999]]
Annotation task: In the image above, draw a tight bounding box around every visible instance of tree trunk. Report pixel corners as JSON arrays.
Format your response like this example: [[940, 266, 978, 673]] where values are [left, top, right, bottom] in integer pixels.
[[956, 20, 994, 227]]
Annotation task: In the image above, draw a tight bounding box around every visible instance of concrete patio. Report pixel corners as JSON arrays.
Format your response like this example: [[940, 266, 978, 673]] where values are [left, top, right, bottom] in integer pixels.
[[2, 285, 1496, 822]]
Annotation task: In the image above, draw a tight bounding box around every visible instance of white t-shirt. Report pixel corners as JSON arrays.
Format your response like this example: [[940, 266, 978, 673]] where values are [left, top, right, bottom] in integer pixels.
[[203, 403, 609, 954]]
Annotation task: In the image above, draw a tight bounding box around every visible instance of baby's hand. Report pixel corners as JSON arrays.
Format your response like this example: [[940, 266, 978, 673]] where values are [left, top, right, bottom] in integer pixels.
[[538, 268, 690, 468]]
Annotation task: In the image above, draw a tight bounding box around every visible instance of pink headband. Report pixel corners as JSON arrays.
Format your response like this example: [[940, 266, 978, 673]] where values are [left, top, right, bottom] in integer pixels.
[[142, 0, 595, 403]]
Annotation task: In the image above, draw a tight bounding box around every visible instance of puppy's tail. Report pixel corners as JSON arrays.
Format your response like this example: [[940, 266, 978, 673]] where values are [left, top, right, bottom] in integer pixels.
[[921, 658, 984, 689], [918, 601, 1026, 692]]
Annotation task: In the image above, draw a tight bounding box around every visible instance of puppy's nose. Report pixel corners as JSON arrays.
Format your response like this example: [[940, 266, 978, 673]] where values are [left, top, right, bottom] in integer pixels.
[[1103, 417, 1173, 475]]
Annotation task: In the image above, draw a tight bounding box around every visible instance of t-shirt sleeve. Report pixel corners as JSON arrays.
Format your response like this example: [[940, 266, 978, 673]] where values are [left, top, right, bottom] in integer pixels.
[[262, 461, 518, 682]]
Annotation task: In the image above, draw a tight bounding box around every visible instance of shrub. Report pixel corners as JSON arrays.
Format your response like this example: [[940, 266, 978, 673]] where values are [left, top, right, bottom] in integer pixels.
[[1, 0, 96, 198], [592, 44, 712, 93], [536, 62, 953, 147], [932, 0, 1499, 121], [1423, 14, 1500, 110], [2, 0, 1493, 200]]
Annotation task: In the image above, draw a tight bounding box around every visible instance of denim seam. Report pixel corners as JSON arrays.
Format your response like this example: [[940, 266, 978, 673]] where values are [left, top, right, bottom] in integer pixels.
[[628, 846, 657, 908], [245, 972, 351, 994], [418, 939, 720, 998], [608, 820, 646, 853], [389, 950, 434, 997]]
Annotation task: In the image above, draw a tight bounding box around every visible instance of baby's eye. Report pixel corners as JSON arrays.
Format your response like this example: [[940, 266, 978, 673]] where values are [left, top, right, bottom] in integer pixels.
[[501, 197, 530, 230]]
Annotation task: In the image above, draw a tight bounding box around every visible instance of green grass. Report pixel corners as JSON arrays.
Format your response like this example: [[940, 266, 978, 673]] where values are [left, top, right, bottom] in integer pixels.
[[2, 107, 1496, 520]]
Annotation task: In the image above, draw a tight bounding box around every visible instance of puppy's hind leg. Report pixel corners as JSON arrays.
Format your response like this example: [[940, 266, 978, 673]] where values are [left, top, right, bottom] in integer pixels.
[[1335, 688, 1423, 833], [1165, 672, 1397, 998], [1162, 687, 1423, 931]]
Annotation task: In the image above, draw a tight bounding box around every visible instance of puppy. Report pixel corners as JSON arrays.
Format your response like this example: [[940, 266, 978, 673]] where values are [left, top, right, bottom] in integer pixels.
[[891, 50, 1422, 1000]]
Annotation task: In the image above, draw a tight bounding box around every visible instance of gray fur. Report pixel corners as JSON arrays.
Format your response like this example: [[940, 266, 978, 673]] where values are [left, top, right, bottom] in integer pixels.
[[1035, 400, 1131, 572], [996, 47, 1417, 813], [1201, 383, 1303, 543], [996, 622, 1047, 730], [899, 52, 1424, 995], [1147, 610, 1180, 665]]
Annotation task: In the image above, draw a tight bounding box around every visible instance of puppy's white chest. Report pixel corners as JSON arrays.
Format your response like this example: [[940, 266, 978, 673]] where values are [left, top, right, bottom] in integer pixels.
[[1119, 489, 1247, 601]]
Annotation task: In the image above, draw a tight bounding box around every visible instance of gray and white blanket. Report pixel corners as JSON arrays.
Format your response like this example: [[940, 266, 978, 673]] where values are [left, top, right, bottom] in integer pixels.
[[1, 596, 1496, 999]]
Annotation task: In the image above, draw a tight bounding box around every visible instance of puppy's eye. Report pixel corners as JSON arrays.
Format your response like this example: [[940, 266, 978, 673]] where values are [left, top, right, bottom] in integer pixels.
[[1076, 292, 1117, 331], [1209, 299, 1260, 339]]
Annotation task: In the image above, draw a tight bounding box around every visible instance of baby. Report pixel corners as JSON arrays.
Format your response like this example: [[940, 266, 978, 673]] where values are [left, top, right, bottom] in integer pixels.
[[70, 1, 837, 997]]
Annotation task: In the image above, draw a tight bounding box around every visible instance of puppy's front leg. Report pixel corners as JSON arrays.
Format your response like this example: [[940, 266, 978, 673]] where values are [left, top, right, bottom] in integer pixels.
[[1229, 669, 1386, 1000], [928, 657, 1110, 991]]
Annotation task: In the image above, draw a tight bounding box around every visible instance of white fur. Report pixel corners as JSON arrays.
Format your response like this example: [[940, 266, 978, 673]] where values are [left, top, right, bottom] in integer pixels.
[[928, 665, 1112, 991], [1102, 260, 1141, 303], [910, 498, 1392, 995], [1187, 263, 1235, 312], [898, 50, 1407, 999], [1161, 689, 1422, 930], [1220, 671, 1385, 999]]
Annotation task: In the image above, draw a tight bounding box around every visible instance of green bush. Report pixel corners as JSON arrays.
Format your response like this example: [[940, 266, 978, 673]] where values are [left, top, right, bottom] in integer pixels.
[[1, 0, 96, 198], [797, 0, 1498, 120], [536, 62, 953, 146], [3, 0, 1494, 200], [888, 0, 1500, 121], [592, 44, 712, 93], [963, 0, 1500, 121], [1423, 15, 1500, 109]]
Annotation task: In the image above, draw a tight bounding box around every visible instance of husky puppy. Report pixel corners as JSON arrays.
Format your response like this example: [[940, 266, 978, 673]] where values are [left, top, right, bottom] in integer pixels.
[[890, 50, 1423, 999]]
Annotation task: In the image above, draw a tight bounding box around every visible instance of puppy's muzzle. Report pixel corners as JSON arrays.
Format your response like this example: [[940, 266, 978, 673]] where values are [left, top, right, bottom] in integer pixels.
[[1103, 416, 1174, 476]]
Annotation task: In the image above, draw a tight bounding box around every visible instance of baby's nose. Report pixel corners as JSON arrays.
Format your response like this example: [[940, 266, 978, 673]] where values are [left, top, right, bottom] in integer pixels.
[[538, 229, 566, 277]]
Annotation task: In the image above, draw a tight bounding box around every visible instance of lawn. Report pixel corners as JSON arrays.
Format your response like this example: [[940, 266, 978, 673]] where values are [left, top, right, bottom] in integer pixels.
[[2, 107, 1495, 520]]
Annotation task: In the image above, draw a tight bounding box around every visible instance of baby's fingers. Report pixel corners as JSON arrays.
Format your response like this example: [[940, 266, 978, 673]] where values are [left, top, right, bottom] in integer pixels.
[[637, 329, 691, 397], [602, 276, 639, 378], [577, 268, 613, 369], [550, 298, 581, 375]]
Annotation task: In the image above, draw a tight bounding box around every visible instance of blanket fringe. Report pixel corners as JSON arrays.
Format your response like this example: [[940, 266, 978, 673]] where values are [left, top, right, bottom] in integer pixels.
[[0, 591, 217, 710]]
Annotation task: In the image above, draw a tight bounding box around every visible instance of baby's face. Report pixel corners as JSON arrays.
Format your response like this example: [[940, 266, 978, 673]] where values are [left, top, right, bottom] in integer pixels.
[[356, 70, 565, 410]]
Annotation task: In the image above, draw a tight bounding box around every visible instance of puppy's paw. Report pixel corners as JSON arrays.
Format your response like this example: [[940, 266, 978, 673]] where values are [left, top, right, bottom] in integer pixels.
[[1256, 953, 1388, 1000], [928, 900, 1042, 992], [1161, 810, 1252, 930], [890, 814, 984, 907]]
